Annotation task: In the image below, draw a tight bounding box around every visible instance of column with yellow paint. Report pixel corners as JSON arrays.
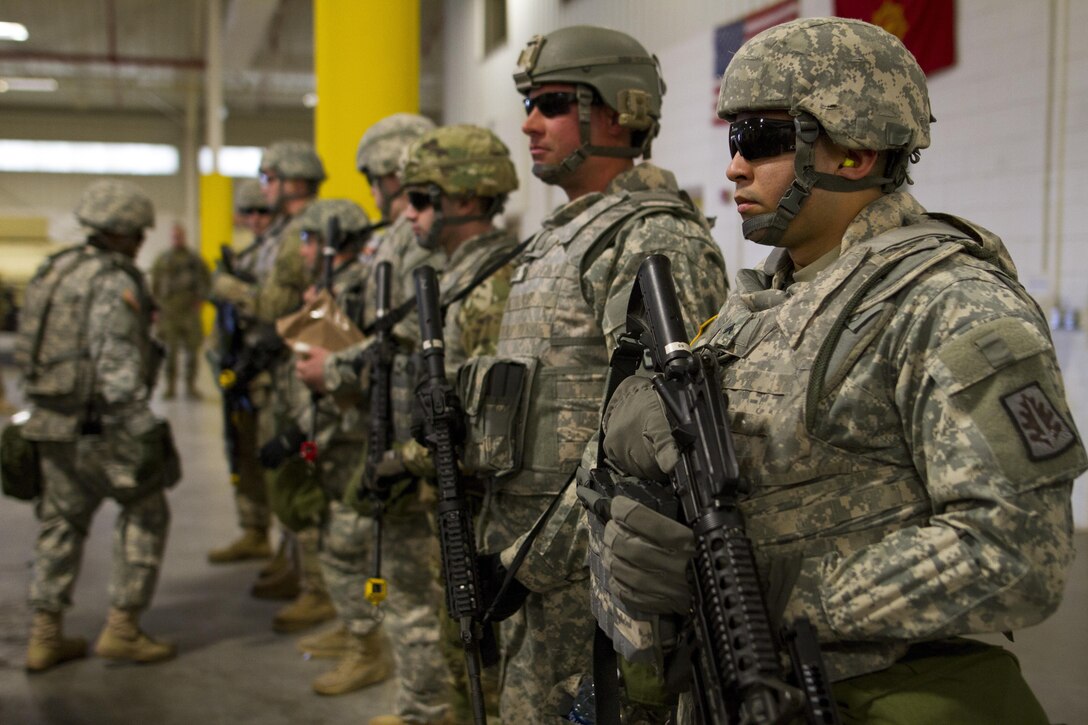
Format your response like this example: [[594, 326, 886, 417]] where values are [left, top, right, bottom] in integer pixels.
[[199, 173, 234, 331], [314, 0, 421, 218]]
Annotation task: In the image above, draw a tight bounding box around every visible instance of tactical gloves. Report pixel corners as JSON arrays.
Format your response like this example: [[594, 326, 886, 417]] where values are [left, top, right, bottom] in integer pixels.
[[478, 552, 530, 622], [601, 377, 679, 483], [258, 424, 307, 469], [603, 495, 694, 616]]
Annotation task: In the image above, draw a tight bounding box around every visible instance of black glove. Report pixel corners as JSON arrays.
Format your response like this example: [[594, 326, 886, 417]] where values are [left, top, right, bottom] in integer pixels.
[[258, 424, 306, 469], [478, 552, 530, 622]]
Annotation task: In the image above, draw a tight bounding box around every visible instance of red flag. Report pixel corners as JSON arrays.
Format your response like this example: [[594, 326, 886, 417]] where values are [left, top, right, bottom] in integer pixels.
[[834, 0, 956, 75]]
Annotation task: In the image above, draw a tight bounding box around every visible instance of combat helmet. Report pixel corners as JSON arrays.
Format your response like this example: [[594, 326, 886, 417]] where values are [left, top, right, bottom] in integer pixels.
[[402, 125, 518, 249], [75, 179, 155, 237], [296, 198, 380, 262], [260, 140, 326, 182], [355, 113, 436, 178], [514, 25, 666, 181], [234, 179, 268, 212], [718, 17, 933, 245]]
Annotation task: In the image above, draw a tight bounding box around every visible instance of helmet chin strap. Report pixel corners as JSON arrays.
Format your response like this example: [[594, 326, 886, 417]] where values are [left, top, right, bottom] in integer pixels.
[[742, 114, 894, 247], [531, 85, 641, 184], [419, 187, 493, 250]]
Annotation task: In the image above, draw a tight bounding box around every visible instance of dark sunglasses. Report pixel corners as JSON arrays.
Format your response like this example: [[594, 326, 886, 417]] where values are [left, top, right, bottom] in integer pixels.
[[523, 91, 580, 118], [239, 206, 271, 215], [728, 118, 797, 161], [407, 189, 436, 212]]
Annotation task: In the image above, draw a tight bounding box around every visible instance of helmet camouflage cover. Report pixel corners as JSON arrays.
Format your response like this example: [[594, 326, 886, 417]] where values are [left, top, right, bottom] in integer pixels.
[[355, 113, 437, 177], [234, 179, 266, 211], [402, 125, 518, 198], [717, 17, 932, 155], [260, 140, 326, 182], [296, 198, 371, 237], [75, 179, 155, 236]]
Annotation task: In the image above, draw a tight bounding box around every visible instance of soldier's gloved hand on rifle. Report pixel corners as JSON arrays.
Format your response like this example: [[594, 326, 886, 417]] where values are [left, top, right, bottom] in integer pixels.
[[603, 495, 694, 615], [258, 424, 307, 469], [371, 448, 410, 492], [601, 377, 679, 483], [478, 552, 530, 622]]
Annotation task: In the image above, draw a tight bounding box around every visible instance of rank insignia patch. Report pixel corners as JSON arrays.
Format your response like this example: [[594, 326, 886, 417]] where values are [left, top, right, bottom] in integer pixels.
[[1001, 383, 1076, 461]]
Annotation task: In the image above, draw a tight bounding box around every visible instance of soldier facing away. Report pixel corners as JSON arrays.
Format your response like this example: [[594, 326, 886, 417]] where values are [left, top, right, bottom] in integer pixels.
[[599, 17, 1084, 724], [455, 25, 728, 724], [150, 222, 210, 400], [16, 179, 180, 671]]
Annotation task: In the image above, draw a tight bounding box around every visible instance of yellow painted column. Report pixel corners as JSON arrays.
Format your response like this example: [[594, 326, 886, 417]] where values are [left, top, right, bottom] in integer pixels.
[[314, 0, 420, 219], [199, 172, 234, 331]]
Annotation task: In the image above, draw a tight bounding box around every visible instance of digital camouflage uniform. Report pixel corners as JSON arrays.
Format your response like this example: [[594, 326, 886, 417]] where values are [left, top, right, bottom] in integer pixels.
[[16, 180, 172, 626], [150, 245, 210, 396], [600, 18, 1083, 725], [461, 162, 727, 722]]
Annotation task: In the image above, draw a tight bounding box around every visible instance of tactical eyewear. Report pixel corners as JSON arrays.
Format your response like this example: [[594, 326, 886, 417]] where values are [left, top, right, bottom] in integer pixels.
[[728, 118, 797, 161], [239, 206, 271, 215], [258, 171, 279, 185], [407, 190, 435, 212], [523, 91, 580, 118]]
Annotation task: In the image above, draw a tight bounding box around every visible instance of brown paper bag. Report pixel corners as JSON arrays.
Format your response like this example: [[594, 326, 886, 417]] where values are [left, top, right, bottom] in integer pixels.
[[275, 289, 365, 354]]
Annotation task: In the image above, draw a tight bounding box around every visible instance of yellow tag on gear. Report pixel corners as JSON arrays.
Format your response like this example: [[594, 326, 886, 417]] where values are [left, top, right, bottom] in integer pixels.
[[365, 577, 387, 605]]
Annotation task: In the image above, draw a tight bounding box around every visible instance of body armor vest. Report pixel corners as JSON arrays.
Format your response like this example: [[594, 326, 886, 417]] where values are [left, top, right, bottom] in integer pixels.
[[466, 190, 701, 496], [17, 245, 153, 440]]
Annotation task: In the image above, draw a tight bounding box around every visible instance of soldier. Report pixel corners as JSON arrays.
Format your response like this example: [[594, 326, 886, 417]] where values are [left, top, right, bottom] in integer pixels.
[[369, 124, 523, 725], [16, 180, 179, 671], [150, 222, 210, 400], [0, 274, 15, 416], [455, 26, 728, 723], [203, 180, 278, 566], [271, 198, 395, 697], [293, 114, 450, 725], [599, 18, 1084, 724]]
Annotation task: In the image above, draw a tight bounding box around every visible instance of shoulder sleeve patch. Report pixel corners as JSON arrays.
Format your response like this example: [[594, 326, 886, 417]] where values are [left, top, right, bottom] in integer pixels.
[[1001, 383, 1077, 461]]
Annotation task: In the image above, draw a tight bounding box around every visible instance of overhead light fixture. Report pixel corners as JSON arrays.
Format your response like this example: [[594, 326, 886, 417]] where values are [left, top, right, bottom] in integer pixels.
[[302, 92, 318, 108], [0, 21, 29, 41], [0, 77, 59, 93]]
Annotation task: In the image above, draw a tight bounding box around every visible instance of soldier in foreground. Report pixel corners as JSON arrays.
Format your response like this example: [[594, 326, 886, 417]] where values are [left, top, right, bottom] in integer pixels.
[[150, 222, 210, 400], [17, 180, 179, 670], [456, 26, 728, 723], [599, 18, 1084, 724]]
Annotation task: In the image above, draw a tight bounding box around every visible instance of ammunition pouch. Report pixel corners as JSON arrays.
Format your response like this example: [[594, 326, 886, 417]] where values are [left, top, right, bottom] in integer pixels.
[[457, 355, 537, 477], [1, 414, 43, 501], [108, 419, 181, 503]]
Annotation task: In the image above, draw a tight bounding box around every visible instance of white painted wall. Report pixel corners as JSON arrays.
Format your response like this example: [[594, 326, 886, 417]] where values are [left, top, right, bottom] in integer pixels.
[[441, 0, 1088, 527]]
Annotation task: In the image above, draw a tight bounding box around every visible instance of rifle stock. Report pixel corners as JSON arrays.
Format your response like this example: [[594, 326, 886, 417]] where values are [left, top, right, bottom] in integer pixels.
[[413, 264, 489, 725], [626, 254, 839, 725]]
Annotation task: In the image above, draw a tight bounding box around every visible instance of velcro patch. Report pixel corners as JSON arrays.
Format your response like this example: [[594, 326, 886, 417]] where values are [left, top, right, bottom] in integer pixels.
[[1001, 383, 1076, 461]]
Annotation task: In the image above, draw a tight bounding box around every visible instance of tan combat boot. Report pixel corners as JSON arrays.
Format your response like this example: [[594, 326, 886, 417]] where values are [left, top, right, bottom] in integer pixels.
[[207, 527, 272, 564], [273, 590, 336, 633], [312, 630, 393, 696], [25, 611, 87, 672], [251, 563, 300, 600], [94, 607, 176, 664], [297, 621, 351, 659]]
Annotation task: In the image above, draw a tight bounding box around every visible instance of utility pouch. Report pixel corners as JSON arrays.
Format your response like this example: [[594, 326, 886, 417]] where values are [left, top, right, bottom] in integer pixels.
[[457, 355, 537, 477], [268, 456, 327, 532], [1, 413, 43, 501]]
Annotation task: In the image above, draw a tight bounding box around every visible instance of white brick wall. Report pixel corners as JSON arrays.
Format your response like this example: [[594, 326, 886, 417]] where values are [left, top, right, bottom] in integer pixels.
[[443, 0, 1088, 526]]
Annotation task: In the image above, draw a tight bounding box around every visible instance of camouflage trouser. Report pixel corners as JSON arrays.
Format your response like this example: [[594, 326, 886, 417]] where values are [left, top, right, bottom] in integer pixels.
[[480, 490, 594, 724], [158, 310, 204, 389], [30, 440, 170, 613], [230, 408, 270, 530], [319, 499, 382, 635], [382, 504, 453, 724]]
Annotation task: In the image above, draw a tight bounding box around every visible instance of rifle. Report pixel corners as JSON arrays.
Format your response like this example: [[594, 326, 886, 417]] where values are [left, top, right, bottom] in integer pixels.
[[623, 254, 839, 725], [413, 264, 489, 725], [362, 260, 395, 608], [298, 216, 342, 466]]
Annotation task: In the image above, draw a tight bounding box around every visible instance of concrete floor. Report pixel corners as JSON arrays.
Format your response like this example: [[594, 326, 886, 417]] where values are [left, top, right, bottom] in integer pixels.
[[1, 355, 1087, 724]]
